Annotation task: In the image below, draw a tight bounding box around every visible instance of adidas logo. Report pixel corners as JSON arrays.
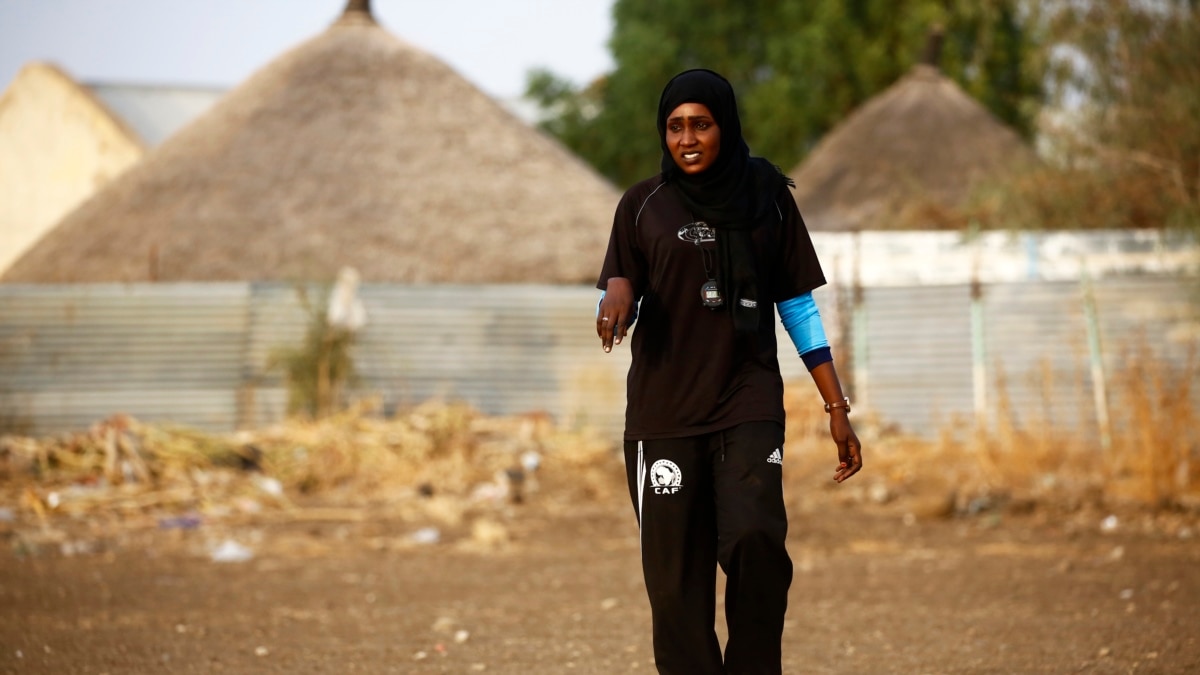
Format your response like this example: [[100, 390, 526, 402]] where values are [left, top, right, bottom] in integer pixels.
[[767, 448, 783, 465]]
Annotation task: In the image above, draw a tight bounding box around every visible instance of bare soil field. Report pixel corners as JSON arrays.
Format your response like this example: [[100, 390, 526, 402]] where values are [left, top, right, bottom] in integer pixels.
[[2, 495, 1198, 675], [3, 398, 1198, 674]]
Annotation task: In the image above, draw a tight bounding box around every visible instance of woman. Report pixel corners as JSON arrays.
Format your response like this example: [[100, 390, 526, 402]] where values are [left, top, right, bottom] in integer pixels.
[[595, 68, 863, 674]]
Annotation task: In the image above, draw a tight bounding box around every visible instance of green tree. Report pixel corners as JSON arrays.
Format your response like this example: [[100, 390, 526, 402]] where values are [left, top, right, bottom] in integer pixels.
[[527, 0, 1046, 188], [1033, 0, 1200, 230]]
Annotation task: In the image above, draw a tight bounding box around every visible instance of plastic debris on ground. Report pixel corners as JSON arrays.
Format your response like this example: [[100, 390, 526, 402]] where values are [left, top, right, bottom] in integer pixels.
[[210, 539, 254, 563]]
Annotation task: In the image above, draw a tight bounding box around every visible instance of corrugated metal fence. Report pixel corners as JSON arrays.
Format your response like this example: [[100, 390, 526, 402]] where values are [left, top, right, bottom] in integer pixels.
[[854, 279, 1198, 435], [1, 278, 1197, 439]]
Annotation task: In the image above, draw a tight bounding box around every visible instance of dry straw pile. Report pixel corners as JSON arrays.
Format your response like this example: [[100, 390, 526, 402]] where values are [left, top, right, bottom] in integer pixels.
[[3, 351, 1196, 546], [781, 349, 1200, 527], [1, 399, 623, 550]]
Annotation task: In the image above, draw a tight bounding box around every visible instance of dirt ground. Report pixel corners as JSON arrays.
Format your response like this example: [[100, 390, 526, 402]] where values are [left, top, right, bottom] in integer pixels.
[[2, 489, 1198, 675]]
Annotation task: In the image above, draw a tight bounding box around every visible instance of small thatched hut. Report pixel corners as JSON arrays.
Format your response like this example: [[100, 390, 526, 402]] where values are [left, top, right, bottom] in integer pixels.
[[790, 44, 1037, 231], [3, 0, 619, 284], [0, 63, 145, 274]]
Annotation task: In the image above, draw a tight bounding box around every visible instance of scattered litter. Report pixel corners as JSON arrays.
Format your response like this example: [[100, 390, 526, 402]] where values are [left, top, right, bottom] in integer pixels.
[[413, 651, 428, 661], [1100, 515, 1119, 533], [965, 496, 995, 515], [327, 266, 368, 331], [1119, 588, 1134, 600], [1107, 545, 1125, 562], [410, 527, 441, 545], [521, 450, 541, 473], [59, 540, 95, 557], [254, 475, 285, 498], [868, 483, 891, 504], [159, 515, 202, 530], [233, 497, 263, 514], [454, 629, 470, 644], [600, 597, 619, 611], [470, 473, 511, 504], [210, 539, 254, 563], [254, 646, 269, 657]]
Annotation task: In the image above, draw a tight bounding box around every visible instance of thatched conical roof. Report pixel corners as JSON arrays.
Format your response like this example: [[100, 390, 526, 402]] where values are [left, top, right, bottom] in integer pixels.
[[4, 2, 618, 283], [790, 63, 1037, 231]]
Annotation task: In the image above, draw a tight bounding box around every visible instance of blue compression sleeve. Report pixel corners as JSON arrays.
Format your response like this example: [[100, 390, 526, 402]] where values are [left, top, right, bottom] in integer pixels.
[[778, 292, 832, 371]]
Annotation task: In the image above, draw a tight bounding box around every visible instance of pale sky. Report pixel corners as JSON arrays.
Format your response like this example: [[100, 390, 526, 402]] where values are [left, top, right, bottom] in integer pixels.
[[0, 0, 616, 99]]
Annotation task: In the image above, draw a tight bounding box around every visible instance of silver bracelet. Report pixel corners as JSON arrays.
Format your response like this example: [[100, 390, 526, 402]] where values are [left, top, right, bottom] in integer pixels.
[[824, 397, 851, 414]]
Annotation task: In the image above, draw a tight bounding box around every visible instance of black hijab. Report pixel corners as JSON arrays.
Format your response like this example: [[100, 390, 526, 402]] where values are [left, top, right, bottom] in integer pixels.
[[657, 69, 792, 333]]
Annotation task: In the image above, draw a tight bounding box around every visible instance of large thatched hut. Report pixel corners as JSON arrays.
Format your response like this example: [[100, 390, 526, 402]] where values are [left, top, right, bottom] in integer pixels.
[[790, 52, 1036, 232], [3, 1, 618, 284], [0, 63, 146, 274]]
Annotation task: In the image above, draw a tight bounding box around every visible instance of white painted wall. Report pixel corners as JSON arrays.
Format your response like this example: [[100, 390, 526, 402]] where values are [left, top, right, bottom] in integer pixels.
[[812, 229, 1199, 287]]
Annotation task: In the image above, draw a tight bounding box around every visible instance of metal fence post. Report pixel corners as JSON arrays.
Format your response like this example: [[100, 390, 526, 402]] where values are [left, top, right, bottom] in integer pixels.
[[851, 232, 869, 412], [971, 276, 987, 428], [1081, 265, 1112, 452]]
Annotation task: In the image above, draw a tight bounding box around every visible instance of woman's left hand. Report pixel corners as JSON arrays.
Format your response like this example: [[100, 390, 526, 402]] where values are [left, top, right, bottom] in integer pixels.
[[830, 411, 862, 483]]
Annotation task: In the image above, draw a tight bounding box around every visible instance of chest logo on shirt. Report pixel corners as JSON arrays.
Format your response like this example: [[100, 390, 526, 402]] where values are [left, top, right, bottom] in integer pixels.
[[648, 459, 683, 495], [677, 221, 716, 245]]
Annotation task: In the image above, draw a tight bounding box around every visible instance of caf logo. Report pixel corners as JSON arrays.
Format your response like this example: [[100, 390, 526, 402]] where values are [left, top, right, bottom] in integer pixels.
[[649, 459, 682, 495], [677, 221, 716, 244]]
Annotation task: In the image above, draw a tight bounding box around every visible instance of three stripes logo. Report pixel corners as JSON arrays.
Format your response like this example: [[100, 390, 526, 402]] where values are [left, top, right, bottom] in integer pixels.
[[767, 448, 783, 465]]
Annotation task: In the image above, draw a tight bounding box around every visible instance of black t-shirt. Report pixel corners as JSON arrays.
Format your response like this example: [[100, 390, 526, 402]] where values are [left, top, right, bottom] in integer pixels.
[[597, 176, 826, 440]]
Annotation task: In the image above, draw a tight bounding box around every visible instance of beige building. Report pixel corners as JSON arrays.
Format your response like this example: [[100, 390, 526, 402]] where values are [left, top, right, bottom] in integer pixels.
[[0, 62, 145, 274]]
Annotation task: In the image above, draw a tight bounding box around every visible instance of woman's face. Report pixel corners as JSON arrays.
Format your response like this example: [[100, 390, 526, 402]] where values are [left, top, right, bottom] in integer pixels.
[[665, 102, 721, 175]]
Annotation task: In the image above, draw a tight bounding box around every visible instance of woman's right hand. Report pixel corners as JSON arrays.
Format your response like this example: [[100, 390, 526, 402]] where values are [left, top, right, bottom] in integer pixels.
[[597, 277, 634, 353]]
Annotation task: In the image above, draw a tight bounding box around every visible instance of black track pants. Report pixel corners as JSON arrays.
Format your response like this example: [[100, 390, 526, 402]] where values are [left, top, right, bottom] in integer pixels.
[[624, 421, 792, 675]]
